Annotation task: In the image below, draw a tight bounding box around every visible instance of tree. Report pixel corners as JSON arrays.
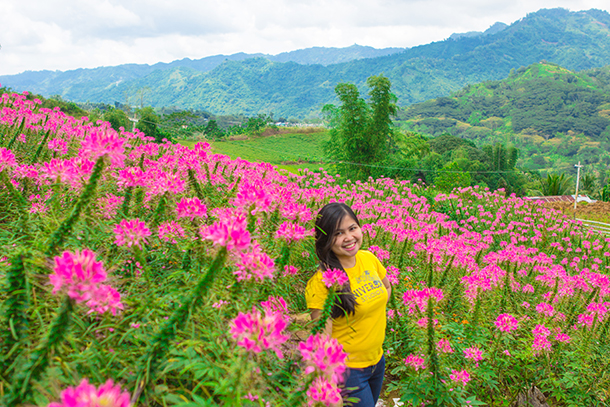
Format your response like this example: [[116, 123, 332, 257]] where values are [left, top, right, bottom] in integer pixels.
[[103, 108, 131, 132], [434, 162, 472, 192], [204, 120, 226, 141], [324, 75, 397, 179], [367, 75, 398, 159], [580, 172, 598, 198], [136, 107, 166, 143], [539, 173, 573, 196]]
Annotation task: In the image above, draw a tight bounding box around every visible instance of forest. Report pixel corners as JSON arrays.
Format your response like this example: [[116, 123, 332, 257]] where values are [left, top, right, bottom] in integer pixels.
[[397, 62, 610, 175]]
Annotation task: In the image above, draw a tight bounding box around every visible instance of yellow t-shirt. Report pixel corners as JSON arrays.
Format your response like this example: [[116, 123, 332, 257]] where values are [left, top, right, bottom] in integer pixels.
[[305, 250, 388, 368]]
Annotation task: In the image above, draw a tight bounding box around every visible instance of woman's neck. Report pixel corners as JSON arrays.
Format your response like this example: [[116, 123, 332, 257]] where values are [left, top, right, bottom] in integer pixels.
[[339, 253, 357, 269]]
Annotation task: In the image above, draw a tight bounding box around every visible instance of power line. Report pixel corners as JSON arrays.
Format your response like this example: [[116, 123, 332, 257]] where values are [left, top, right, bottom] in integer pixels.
[[209, 139, 527, 174]]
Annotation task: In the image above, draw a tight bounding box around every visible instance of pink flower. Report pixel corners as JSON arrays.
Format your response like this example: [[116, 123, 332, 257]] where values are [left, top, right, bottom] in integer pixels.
[[368, 245, 390, 261], [321, 268, 349, 288], [495, 313, 519, 332], [85, 285, 123, 316], [48, 138, 69, 155], [299, 333, 347, 384], [230, 307, 289, 358], [522, 284, 534, 293], [50, 249, 123, 316], [260, 296, 289, 315], [275, 221, 312, 243], [234, 242, 275, 282], [386, 266, 400, 285], [282, 265, 299, 277], [50, 249, 106, 299], [79, 125, 125, 166], [532, 324, 551, 337], [231, 180, 274, 213], [436, 338, 454, 353], [463, 346, 483, 363], [48, 378, 131, 407], [117, 167, 146, 187], [201, 213, 251, 252], [212, 300, 228, 309], [554, 333, 571, 343], [403, 354, 426, 371], [535, 302, 555, 317], [532, 335, 552, 354], [280, 202, 312, 223], [97, 195, 124, 220], [403, 287, 444, 314], [0, 147, 17, 172], [113, 218, 151, 249], [306, 376, 342, 407], [415, 317, 438, 328], [587, 302, 609, 317], [450, 369, 471, 387], [158, 221, 186, 244], [577, 313, 595, 327], [175, 197, 208, 221]]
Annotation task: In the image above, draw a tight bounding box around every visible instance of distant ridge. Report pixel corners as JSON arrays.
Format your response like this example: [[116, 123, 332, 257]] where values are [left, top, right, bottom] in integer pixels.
[[2, 8, 610, 118], [449, 22, 509, 40], [0, 44, 405, 98]]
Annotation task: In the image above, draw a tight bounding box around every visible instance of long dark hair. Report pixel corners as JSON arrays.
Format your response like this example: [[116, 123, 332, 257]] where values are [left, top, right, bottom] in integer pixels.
[[315, 202, 358, 319]]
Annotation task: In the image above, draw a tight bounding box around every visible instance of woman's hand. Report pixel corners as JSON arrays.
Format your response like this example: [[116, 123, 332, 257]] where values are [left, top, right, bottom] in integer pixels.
[[310, 309, 333, 336], [381, 276, 392, 302]]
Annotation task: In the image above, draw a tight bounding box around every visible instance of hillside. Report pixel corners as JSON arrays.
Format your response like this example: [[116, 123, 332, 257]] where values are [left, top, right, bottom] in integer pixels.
[[2, 8, 610, 117], [397, 62, 610, 173], [0, 45, 403, 105]]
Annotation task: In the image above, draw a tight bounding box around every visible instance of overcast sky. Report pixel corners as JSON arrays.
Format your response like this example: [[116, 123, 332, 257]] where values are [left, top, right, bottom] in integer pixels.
[[0, 0, 608, 76]]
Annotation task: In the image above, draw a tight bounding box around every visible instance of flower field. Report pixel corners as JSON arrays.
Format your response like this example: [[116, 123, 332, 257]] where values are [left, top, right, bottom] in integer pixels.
[[1, 90, 609, 407]]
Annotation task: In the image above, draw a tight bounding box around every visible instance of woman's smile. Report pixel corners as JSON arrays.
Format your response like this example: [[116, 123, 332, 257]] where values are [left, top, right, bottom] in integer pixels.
[[331, 216, 363, 266]]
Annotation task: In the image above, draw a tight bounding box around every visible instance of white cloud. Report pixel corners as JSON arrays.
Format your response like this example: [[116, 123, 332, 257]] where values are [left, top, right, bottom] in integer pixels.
[[0, 0, 608, 75]]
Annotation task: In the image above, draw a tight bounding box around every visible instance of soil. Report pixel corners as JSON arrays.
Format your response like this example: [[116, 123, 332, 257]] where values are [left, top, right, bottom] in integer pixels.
[[542, 201, 610, 224]]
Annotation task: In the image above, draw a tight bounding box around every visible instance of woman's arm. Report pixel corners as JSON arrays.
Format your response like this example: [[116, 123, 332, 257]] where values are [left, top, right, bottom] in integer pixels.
[[310, 309, 333, 336], [381, 276, 392, 302]]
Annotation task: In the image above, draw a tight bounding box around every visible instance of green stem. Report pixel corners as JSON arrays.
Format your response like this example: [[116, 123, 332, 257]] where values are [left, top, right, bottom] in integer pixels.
[[1, 253, 29, 377], [6, 118, 25, 150], [132, 246, 228, 404], [427, 295, 439, 406], [149, 192, 168, 227], [133, 187, 144, 217], [275, 244, 291, 274], [45, 156, 105, 256], [1, 170, 28, 210], [120, 186, 134, 218], [437, 254, 456, 288], [6, 297, 73, 407], [30, 130, 51, 164], [187, 168, 205, 202], [311, 287, 336, 335]]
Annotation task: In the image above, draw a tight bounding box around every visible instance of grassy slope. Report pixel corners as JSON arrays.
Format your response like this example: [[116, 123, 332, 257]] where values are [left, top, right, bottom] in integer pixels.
[[398, 62, 610, 173], [178, 130, 330, 174]]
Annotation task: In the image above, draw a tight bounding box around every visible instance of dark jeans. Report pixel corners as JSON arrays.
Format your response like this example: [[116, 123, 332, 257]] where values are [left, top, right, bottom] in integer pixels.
[[343, 355, 385, 407]]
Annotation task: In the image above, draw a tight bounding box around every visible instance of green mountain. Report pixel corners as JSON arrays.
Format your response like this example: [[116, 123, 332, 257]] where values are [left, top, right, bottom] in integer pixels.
[[0, 45, 403, 104], [397, 62, 610, 173], [2, 8, 610, 118]]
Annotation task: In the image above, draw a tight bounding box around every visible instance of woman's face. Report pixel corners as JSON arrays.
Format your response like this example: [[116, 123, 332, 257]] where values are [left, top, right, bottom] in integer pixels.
[[330, 215, 362, 265]]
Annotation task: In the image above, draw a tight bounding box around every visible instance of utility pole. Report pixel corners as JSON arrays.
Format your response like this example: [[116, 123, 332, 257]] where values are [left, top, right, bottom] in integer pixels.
[[574, 161, 583, 212], [129, 114, 138, 132]]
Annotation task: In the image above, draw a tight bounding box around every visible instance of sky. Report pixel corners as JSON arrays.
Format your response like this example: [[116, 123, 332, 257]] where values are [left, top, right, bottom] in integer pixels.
[[1, 0, 608, 76]]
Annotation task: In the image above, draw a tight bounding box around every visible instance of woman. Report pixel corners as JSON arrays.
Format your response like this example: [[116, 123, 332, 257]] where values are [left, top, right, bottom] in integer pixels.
[[305, 202, 391, 407]]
